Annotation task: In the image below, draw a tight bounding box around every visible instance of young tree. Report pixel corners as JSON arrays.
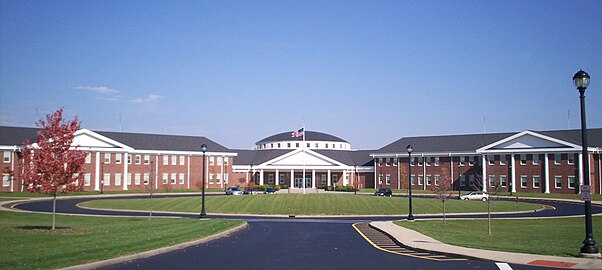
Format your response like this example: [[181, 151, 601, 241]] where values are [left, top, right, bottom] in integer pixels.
[[431, 172, 454, 222], [20, 108, 87, 230]]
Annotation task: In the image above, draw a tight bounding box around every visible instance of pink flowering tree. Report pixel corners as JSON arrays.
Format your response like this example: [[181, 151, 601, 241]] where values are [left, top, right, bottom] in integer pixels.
[[20, 108, 87, 230]]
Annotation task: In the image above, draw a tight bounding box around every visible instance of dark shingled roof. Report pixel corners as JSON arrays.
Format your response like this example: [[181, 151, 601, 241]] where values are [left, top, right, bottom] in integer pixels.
[[314, 150, 374, 166], [233, 149, 294, 165], [0, 126, 39, 145], [256, 131, 348, 144], [377, 129, 602, 154]]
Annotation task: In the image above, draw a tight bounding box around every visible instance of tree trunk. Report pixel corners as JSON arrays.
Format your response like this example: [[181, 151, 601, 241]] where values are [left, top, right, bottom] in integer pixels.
[[487, 199, 492, 236], [443, 201, 446, 223], [52, 193, 56, 231]]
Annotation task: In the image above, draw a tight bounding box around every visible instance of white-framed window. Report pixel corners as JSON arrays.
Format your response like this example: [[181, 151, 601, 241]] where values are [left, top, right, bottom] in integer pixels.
[[281, 174, 287, 185], [135, 173, 141, 185], [386, 174, 391, 185], [425, 157, 431, 166], [410, 175, 415, 185], [115, 153, 122, 164], [469, 156, 475, 166], [520, 154, 527, 165], [568, 176, 576, 189], [469, 175, 475, 187], [426, 175, 431, 185], [84, 173, 91, 186], [533, 175, 540, 188], [418, 175, 424, 185], [332, 175, 338, 184], [434, 157, 440, 166], [460, 175, 466, 186], [103, 173, 111, 186], [417, 157, 423, 166], [268, 174, 274, 184], [104, 153, 111, 163], [179, 156, 185, 166], [554, 176, 562, 188], [488, 155, 495, 165], [171, 173, 177, 184], [127, 154, 132, 164], [127, 174, 132, 185], [224, 174, 229, 185], [320, 174, 327, 185], [209, 173, 214, 184], [144, 173, 150, 185], [500, 175, 507, 187], [410, 157, 415, 166], [224, 157, 229, 166], [3, 151, 11, 163], [500, 155, 507, 165], [217, 156, 223, 166], [554, 154, 561, 165], [532, 154, 539, 165], [85, 153, 92, 164], [115, 173, 122, 186], [163, 155, 169, 165], [216, 174, 221, 184], [135, 155, 141, 164], [489, 175, 496, 188], [378, 174, 383, 185], [393, 158, 398, 166], [2, 174, 10, 187], [171, 155, 177, 165], [162, 173, 168, 184], [209, 156, 215, 166], [520, 175, 527, 188], [144, 155, 150, 164], [568, 154, 575, 165], [179, 173, 185, 184], [385, 158, 391, 166], [434, 175, 440, 185], [459, 156, 465, 166]]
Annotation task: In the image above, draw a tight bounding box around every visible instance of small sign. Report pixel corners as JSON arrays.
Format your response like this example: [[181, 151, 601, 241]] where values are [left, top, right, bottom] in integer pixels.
[[581, 185, 591, 201]]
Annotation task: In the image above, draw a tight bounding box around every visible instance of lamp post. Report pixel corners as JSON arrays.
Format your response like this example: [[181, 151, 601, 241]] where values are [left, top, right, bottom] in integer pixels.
[[100, 162, 104, 194], [407, 145, 414, 221], [199, 144, 207, 219], [573, 69, 600, 257], [354, 165, 358, 195]]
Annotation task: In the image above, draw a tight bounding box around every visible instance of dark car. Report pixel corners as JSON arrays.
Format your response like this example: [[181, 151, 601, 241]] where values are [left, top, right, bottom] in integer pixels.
[[264, 187, 276, 194], [374, 188, 393, 197]]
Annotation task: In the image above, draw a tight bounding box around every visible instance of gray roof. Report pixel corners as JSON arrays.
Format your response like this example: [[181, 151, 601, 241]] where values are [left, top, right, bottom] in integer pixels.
[[256, 131, 348, 144], [377, 129, 602, 154], [314, 150, 374, 166], [0, 126, 39, 146], [233, 149, 294, 165]]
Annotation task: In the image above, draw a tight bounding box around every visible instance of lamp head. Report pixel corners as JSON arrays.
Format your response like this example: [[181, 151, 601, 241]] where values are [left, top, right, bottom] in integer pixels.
[[573, 69, 590, 91], [201, 144, 207, 153], [406, 144, 413, 154]]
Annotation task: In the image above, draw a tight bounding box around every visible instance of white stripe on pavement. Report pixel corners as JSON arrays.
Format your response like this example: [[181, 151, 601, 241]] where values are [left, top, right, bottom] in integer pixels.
[[496, 262, 513, 270]]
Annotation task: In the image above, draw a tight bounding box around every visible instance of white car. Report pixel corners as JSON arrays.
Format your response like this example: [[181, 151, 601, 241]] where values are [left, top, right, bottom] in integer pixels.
[[225, 187, 243, 195], [460, 191, 489, 201]]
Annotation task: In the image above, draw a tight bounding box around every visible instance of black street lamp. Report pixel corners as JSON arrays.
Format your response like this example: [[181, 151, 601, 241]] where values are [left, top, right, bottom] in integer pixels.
[[199, 144, 208, 219], [573, 70, 600, 257], [407, 145, 414, 221]]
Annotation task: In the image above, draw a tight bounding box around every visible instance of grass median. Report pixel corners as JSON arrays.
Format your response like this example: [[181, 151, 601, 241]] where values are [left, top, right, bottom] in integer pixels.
[[394, 217, 602, 257], [0, 210, 244, 270], [80, 194, 542, 215]]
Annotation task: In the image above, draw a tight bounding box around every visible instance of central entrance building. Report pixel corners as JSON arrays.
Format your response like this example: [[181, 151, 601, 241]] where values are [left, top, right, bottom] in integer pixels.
[[231, 131, 374, 190]]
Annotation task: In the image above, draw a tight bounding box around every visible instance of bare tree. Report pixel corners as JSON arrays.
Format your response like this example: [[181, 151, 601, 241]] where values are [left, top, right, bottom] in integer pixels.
[[430, 171, 454, 222]]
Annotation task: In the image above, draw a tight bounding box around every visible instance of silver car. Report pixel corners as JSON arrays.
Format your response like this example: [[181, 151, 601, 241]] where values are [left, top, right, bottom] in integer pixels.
[[460, 191, 489, 201], [225, 187, 243, 195]]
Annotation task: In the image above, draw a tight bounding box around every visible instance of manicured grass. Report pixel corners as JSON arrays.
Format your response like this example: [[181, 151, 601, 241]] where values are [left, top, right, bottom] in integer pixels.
[[81, 194, 541, 215], [359, 189, 602, 201], [394, 217, 602, 257], [0, 188, 223, 199], [0, 211, 244, 270]]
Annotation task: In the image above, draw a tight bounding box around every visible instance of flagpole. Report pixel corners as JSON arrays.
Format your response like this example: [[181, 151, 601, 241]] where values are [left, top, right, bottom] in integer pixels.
[[302, 118, 306, 195]]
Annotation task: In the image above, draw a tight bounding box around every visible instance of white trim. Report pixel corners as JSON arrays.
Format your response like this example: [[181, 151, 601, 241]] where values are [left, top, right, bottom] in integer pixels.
[[476, 130, 582, 153]]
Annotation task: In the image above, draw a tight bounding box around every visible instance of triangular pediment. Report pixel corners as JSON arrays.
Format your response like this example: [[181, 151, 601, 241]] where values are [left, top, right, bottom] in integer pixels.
[[72, 129, 132, 150], [478, 131, 580, 152], [269, 150, 337, 166]]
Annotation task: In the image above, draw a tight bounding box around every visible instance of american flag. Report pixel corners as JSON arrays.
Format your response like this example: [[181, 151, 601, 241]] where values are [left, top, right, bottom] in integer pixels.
[[291, 128, 304, 138]]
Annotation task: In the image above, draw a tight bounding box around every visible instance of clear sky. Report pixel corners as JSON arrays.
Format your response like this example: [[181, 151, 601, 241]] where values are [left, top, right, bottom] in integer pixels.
[[1, 1, 601, 150]]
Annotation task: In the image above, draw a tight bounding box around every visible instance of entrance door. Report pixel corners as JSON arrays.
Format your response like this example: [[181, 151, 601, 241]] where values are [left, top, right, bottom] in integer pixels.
[[294, 173, 311, 188]]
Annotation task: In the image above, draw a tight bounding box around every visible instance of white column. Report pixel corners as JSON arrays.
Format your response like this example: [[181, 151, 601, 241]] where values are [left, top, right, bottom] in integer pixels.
[[123, 153, 128, 190], [482, 154, 487, 192], [450, 155, 454, 188], [327, 170, 332, 187], [259, 169, 264, 185], [205, 155, 209, 188], [423, 156, 426, 190], [275, 170, 280, 185], [10, 149, 15, 192], [511, 154, 516, 193], [544, 153, 550, 193], [373, 162, 377, 189], [187, 155, 191, 189], [220, 156, 225, 189], [95, 152, 100, 191], [343, 170, 348, 186], [311, 169, 316, 188], [290, 169, 294, 188], [579, 153, 584, 192], [155, 155, 159, 190]]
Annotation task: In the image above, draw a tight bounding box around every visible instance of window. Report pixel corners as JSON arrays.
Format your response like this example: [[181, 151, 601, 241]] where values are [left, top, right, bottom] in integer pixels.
[[426, 175, 431, 185], [180, 156, 185, 166], [378, 174, 383, 185], [425, 157, 431, 166], [144, 173, 150, 185], [568, 176, 576, 189], [385, 158, 391, 166], [3, 151, 11, 163], [459, 156, 465, 166], [224, 174, 228, 185], [434, 175, 440, 185], [314, 143, 318, 148], [489, 175, 496, 188], [386, 174, 391, 185], [115, 173, 122, 186], [135, 173, 141, 185], [320, 175, 327, 184], [144, 155, 150, 164], [217, 174, 222, 184], [488, 155, 495, 165], [500, 175, 507, 187], [163, 155, 169, 165], [520, 176, 527, 188], [209, 174, 214, 184], [418, 175, 423, 185], [270, 143, 273, 148], [554, 154, 561, 165], [307, 143, 310, 148], [281, 174, 287, 185], [568, 154, 575, 165], [288, 143, 291, 148], [532, 154, 539, 165], [2, 174, 9, 187], [332, 175, 338, 184], [460, 175, 466, 186], [268, 174, 274, 184], [85, 153, 92, 164], [104, 153, 111, 163], [103, 173, 110, 186], [127, 154, 132, 164], [498, 155, 506, 165], [469, 175, 475, 187], [410, 175, 415, 185], [209, 156, 215, 166], [135, 155, 141, 164], [217, 157, 223, 166], [170, 173, 176, 184], [469, 156, 475, 166], [417, 157, 423, 166], [332, 144, 335, 149], [434, 157, 440, 166], [115, 153, 122, 164], [520, 154, 526, 165], [127, 174, 132, 185], [410, 157, 415, 166], [555, 176, 562, 188], [533, 176, 540, 188], [162, 173, 168, 184], [278, 143, 282, 148], [84, 173, 91, 186], [296, 143, 299, 148], [393, 158, 398, 166], [171, 155, 177, 165]]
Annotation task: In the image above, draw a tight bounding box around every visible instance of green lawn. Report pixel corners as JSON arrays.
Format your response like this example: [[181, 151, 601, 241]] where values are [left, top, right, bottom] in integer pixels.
[[394, 217, 602, 257], [80, 194, 542, 215], [0, 211, 244, 270], [360, 189, 602, 201]]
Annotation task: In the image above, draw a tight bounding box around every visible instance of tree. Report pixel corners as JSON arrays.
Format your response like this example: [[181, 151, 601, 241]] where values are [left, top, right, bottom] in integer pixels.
[[430, 171, 454, 222], [20, 108, 87, 230]]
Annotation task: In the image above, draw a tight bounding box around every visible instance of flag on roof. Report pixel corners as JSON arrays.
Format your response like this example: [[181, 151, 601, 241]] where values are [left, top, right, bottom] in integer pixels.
[[291, 128, 304, 138]]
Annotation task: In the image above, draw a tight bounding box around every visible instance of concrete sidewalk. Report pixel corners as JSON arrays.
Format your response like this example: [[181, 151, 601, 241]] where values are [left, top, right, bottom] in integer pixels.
[[371, 221, 602, 269]]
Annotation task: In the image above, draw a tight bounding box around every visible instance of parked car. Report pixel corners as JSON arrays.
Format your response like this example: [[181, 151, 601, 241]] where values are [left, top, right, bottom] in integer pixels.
[[225, 187, 243, 195], [264, 187, 276, 194], [374, 188, 393, 197], [244, 189, 258, 195], [460, 191, 489, 201]]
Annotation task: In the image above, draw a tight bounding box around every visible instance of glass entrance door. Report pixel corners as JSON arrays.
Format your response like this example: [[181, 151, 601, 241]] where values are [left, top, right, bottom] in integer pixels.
[[294, 173, 311, 188]]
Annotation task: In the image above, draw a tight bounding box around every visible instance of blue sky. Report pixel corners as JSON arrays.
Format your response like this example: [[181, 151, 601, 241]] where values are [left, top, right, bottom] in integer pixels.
[[1, 1, 601, 150]]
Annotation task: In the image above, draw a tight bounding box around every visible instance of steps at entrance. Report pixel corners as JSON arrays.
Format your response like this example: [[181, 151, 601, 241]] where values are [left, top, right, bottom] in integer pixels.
[[280, 188, 321, 194]]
